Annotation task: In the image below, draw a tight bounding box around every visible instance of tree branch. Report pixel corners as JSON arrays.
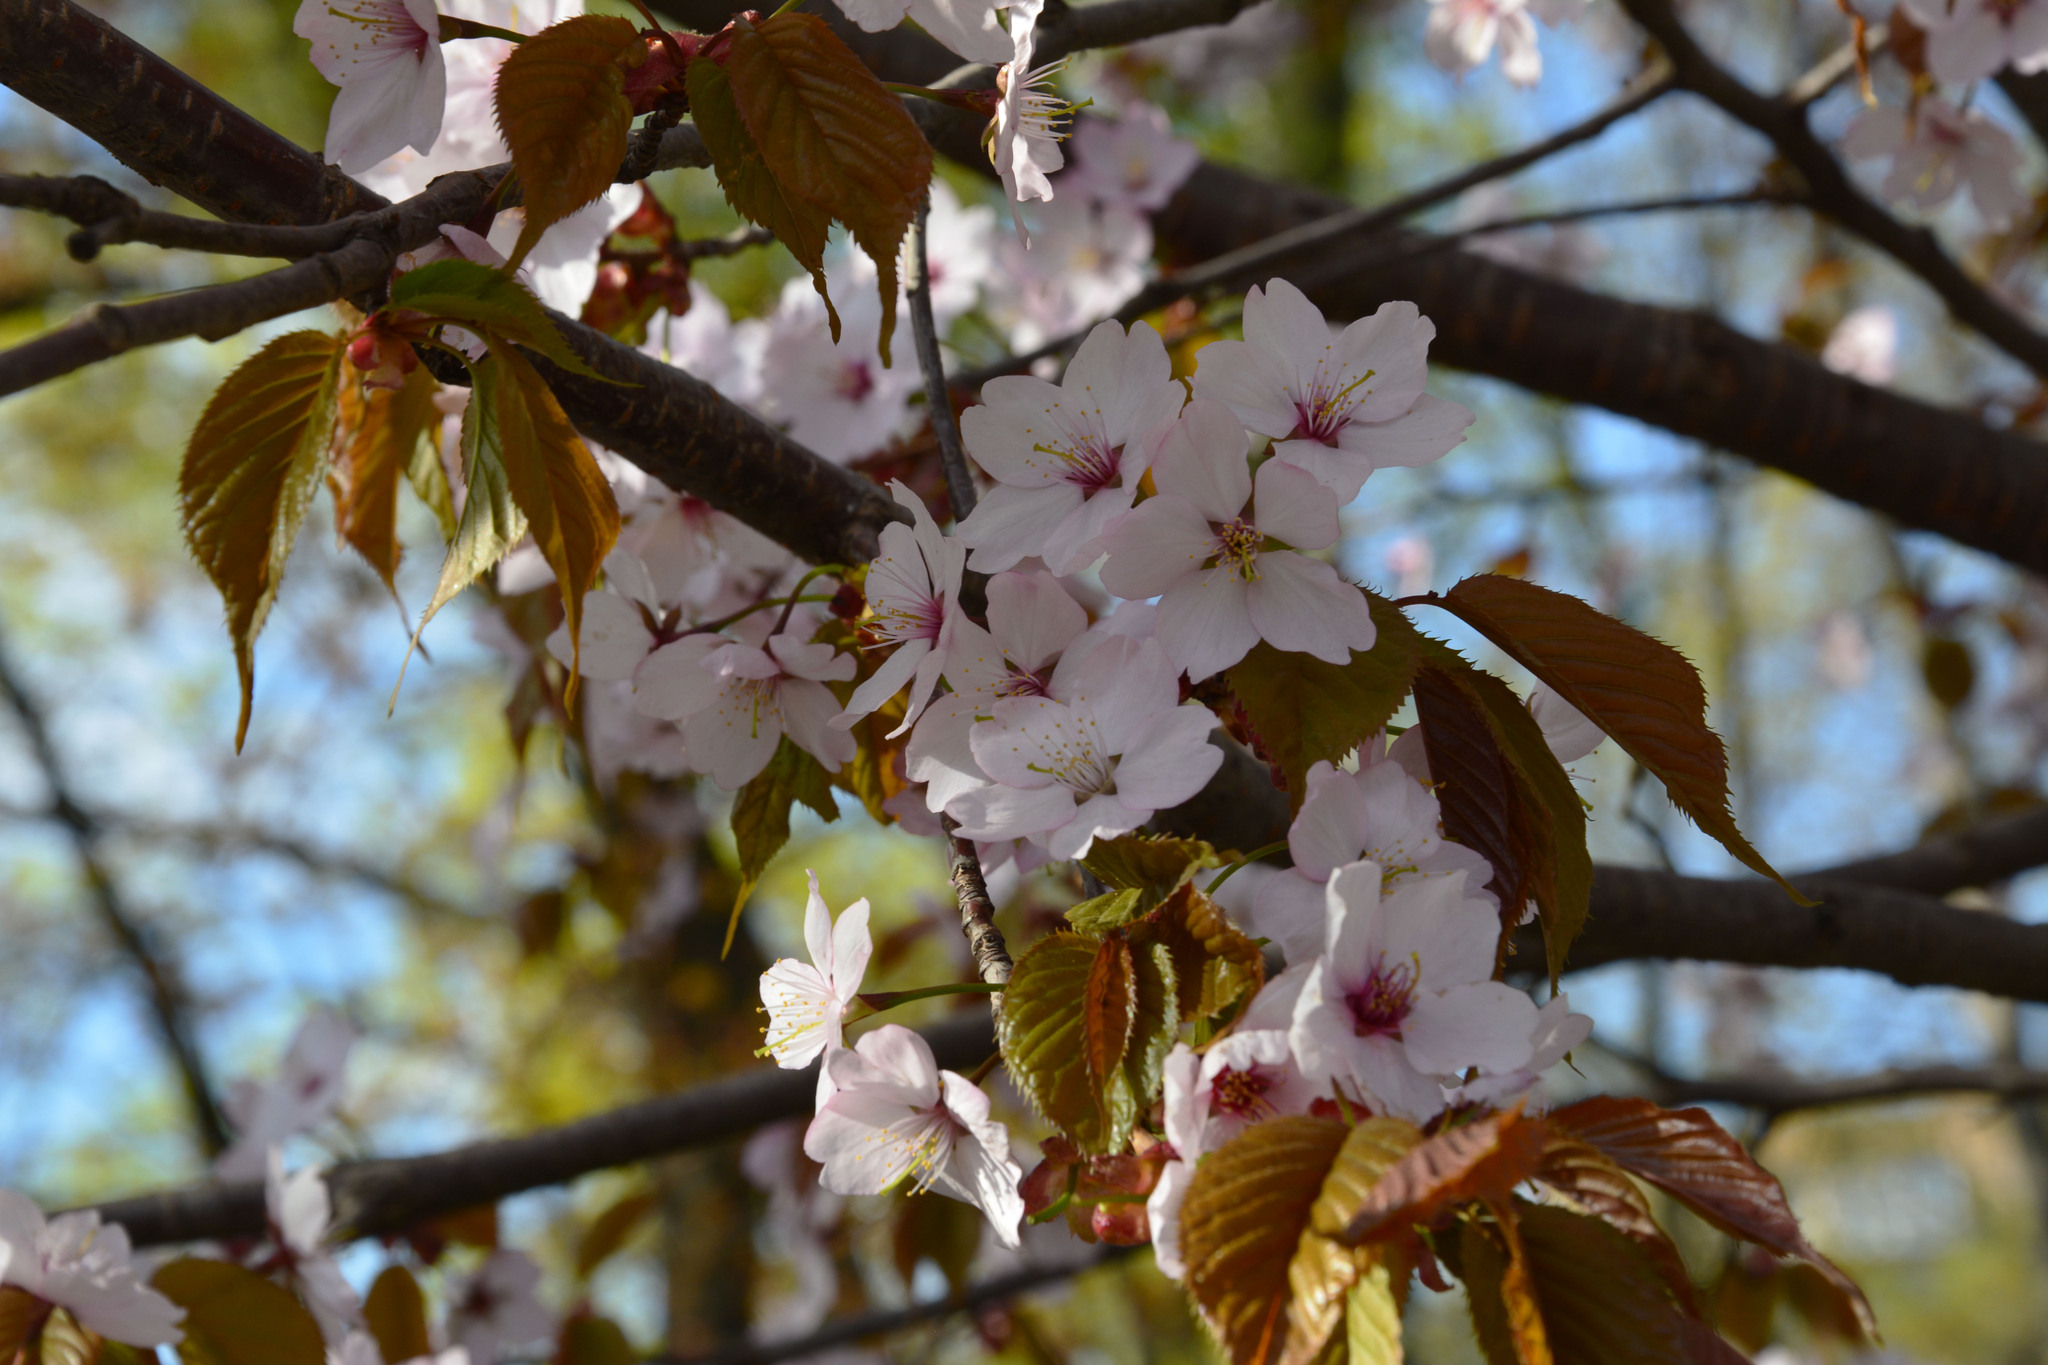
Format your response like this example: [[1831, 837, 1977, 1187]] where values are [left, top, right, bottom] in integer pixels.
[[1637, 1060, 2048, 1115], [0, 632, 230, 1156], [0, 173, 386, 261]]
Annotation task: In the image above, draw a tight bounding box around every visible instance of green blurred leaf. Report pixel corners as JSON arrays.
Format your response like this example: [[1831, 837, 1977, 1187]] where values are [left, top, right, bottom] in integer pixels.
[[151, 1257, 324, 1365], [728, 735, 840, 951], [364, 1265, 431, 1365], [407, 354, 527, 667], [492, 15, 639, 267], [556, 1311, 637, 1365], [577, 1188, 658, 1280], [388, 259, 604, 380]]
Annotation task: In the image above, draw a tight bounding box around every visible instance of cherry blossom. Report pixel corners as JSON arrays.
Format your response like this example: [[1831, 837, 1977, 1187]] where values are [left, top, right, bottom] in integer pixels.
[[257, 1154, 363, 1344], [1251, 753, 1495, 963], [1529, 684, 1604, 764], [1899, 0, 2048, 85], [1096, 397, 1376, 681], [1843, 99, 2027, 229], [948, 634, 1223, 858], [0, 1192, 184, 1347], [1448, 992, 1593, 1109], [296, 0, 446, 174], [1290, 861, 1538, 1121], [635, 628, 856, 789], [644, 288, 769, 408], [1193, 280, 1473, 503], [827, 0, 1011, 62], [740, 1121, 843, 1342], [1424, 0, 1541, 87], [991, 0, 1073, 239], [956, 320, 1186, 574], [1063, 101, 1201, 212], [328, 1331, 389, 1365], [835, 483, 965, 737], [759, 871, 874, 1090], [803, 1025, 1024, 1245], [758, 268, 920, 462], [445, 1250, 555, 1365], [1820, 305, 1898, 387], [917, 182, 999, 326], [217, 1006, 356, 1180], [987, 199, 1154, 347]]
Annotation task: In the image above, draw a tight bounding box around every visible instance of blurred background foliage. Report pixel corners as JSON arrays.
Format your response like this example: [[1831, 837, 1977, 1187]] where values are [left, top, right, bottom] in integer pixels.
[[3, 0, 2048, 1361]]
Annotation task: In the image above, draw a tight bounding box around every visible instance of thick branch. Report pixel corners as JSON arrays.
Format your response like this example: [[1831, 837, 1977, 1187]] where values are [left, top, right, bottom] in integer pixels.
[[0, 635, 229, 1156], [1820, 802, 2048, 895], [1645, 1061, 2048, 1115]]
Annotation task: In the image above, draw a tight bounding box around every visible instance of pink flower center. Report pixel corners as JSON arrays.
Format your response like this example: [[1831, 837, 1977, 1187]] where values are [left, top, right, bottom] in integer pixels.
[[1035, 436, 1124, 494], [995, 661, 1053, 698], [1209, 1065, 1279, 1120], [348, 0, 433, 53], [1214, 517, 1262, 580], [1288, 367, 1379, 446], [837, 359, 876, 403], [873, 594, 944, 645], [1345, 957, 1418, 1039]]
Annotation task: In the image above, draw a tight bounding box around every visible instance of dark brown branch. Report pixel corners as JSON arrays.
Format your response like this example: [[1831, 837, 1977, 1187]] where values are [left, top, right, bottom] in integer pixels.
[[1613, 0, 2048, 379], [0, 633, 229, 1156], [0, 173, 382, 261], [656, 1247, 1138, 1365], [1639, 1061, 2048, 1115], [1820, 803, 2048, 895]]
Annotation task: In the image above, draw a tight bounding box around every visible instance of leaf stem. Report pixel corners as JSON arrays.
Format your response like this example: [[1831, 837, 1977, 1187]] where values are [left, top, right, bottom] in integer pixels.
[[439, 16, 528, 44], [773, 563, 848, 638], [1205, 839, 1289, 894], [845, 980, 1003, 1024]]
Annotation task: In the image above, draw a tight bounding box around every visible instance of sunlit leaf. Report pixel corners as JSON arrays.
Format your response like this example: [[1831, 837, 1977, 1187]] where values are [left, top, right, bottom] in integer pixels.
[[1340, 1108, 1549, 1245], [999, 932, 1131, 1153], [1345, 1257, 1407, 1365], [1072, 834, 1222, 934], [493, 14, 640, 266], [1131, 882, 1264, 1022], [151, 1257, 325, 1365], [729, 735, 840, 952], [363, 1266, 431, 1365], [179, 329, 345, 750], [330, 364, 441, 593], [1496, 1204, 1554, 1365], [1226, 590, 1423, 806], [1437, 575, 1803, 903], [1282, 1119, 1422, 1365], [388, 260, 604, 380]]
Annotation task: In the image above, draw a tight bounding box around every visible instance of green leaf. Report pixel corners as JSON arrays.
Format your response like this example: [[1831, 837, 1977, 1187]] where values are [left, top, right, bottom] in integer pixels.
[[721, 12, 933, 362], [1122, 938, 1178, 1118], [1436, 574, 1804, 904], [686, 52, 838, 338], [388, 259, 603, 380], [999, 932, 1122, 1153], [1074, 833, 1222, 933], [330, 364, 441, 594], [1549, 1096, 1874, 1342], [485, 340, 621, 696], [179, 329, 345, 750], [363, 1266, 431, 1365], [1346, 1258, 1406, 1365], [1131, 882, 1264, 1021], [1226, 590, 1424, 806], [557, 1312, 637, 1365], [150, 1257, 325, 1365], [728, 735, 840, 952], [1067, 886, 1144, 936], [1458, 1221, 1525, 1365], [1181, 1115, 1350, 1365], [576, 1188, 658, 1280], [493, 14, 640, 267]]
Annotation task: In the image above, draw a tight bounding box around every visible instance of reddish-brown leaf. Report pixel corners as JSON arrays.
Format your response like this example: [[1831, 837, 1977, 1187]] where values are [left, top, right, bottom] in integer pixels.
[[330, 365, 441, 594], [1132, 881, 1265, 1021], [1413, 664, 1534, 921], [363, 1265, 432, 1365], [1340, 1108, 1550, 1245], [1550, 1096, 1875, 1341], [1000, 931, 1132, 1153], [1494, 1203, 1554, 1365], [494, 14, 640, 266], [1084, 936, 1137, 1106], [723, 12, 933, 362], [1535, 1137, 1697, 1311], [1438, 575, 1803, 903]]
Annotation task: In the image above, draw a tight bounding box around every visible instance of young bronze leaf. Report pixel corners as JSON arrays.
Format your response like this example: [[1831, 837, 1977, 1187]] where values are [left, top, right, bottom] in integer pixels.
[[1130, 882, 1264, 1020], [1123, 939, 1178, 1115], [180, 329, 345, 751], [1459, 1222, 1526, 1365], [1226, 591, 1424, 805], [1535, 1137, 1697, 1311], [363, 1265, 432, 1365], [152, 1256, 326, 1365], [999, 931, 1129, 1153], [1549, 1096, 1875, 1341], [1413, 663, 1535, 923], [723, 12, 933, 362], [1181, 1115, 1351, 1365], [407, 355, 527, 676], [1437, 574, 1803, 902], [1507, 1203, 1744, 1365], [0, 1289, 42, 1363], [685, 54, 839, 336], [728, 736, 840, 951], [485, 340, 622, 694], [493, 14, 640, 267], [1073, 833, 1223, 932], [1281, 1119, 1424, 1365], [330, 365, 441, 594], [388, 260, 605, 381], [1340, 1108, 1549, 1245], [1083, 935, 1137, 1122]]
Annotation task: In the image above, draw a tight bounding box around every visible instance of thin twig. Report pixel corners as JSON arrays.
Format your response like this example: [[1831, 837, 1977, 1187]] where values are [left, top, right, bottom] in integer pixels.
[[675, 224, 778, 263], [0, 630, 230, 1156], [0, 173, 381, 261]]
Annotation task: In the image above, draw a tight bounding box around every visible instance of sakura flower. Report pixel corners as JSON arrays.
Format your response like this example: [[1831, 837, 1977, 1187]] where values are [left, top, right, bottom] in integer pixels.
[[759, 871, 874, 1093], [1193, 280, 1474, 503], [1899, 0, 2048, 84], [257, 1154, 362, 1345], [644, 288, 769, 408], [635, 630, 856, 789], [907, 569, 1091, 810], [986, 199, 1153, 348], [991, 0, 1074, 239], [543, 577, 657, 684], [1529, 684, 1604, 764], [835, 483, 965, 737], [0, 1192, 184, 1346], [1063, 101, 1202, 212], [1448, 992, 1593, 1109], [957, 320, 1186, 574], [445, 1250, 555, 1365], [917, 182, 999, 326], [1290, 861, 1538, 1122], [1097, 397, 1375, 681], [826, 0, 1010, 62], [948, 634, 1223, 859], [1820, 305, 1898, 386], [217, 1006, 356, 1180], [1251, 753, 1494, 964], [328, 1331, 389, 1365], [1424, 0, 1542, 87], [296, 0, 447, 174], [1843, 98, 2027, 229], [740, 1122, 842, 1342], [758, 268, 919, 462], [805, 1025, 1024, 1245]]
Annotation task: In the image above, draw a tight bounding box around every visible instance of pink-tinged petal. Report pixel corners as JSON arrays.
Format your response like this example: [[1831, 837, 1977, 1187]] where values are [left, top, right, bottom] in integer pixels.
[[1286, 960, 1355, 1083], [1251, 458, 1340, 550], [933, 1073, 1026, 1244], [1377, 872, 1495, 992], [1155, 568, 1258, 681], [760, 958, 836, 1069], [963, 377, 1078, 487], [1038, 482, 1137, 574], [1339, 392, 1474, 472], [907, 693, 986, 785], [1109, 705, 1223, 809], [633, 636, 724, 722], [1241, 278, 1336, 388], [1527, 993, 1593, 1071], [1322, 859, 1389, 985], [321, 50, 446, 172], [832, 0, 916, 33], [1841, 106, 1909, 160], [1250, 870, 1329, 964], [1160, 1045, 1206, 1157], [802, 869, 834, 974], [831, 897, 874, 1005], [941, 618, 1010, 697], [1496, 9, 1542, 87], [685, 684, 784, 789], [946, 776, 1077, 840], [770, 635, 856, 683], [781, 678, 857, 771], [1054, 634, 1179, 744], [1351, 1036, 1452, 1123], [1329, 299, 1432, 424], [1269, 439, 1372, 504], [855, 1022, 944, 1094], [708, 642, 782, 681], [1928, 5, 2011, 84], [1288, 764, 1368, 878], [2013, 2, 2048, 67], [1191, 336, 1297, 438], [988, 570, 1089, 671], [1097, 495, 1216, 600], [890, 643, 952, 737], [1150, 398, 1253, 524], [1402, 982, 1539, 1076], [805, 1095, 937, 1194], [836, 639, 928, 728], [1530, 683, 1604, 762], [1047, 791, 1147, 859], [548, 590, 653, 681], [1245, 553, 1375, 663], [960, 481, 1085, 575], [968, 695, 1073, 788], [905, 0, 1012, 61], [1242, 959, 1313, 1031], [1147, 1159, 1194, 1280]]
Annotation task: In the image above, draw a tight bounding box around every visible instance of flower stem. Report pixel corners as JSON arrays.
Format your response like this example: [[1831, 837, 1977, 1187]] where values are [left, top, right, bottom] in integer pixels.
[[439, 16, 528, 43], [846, 980, 1003, 1024], [1205, 839, 1289, 894]]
